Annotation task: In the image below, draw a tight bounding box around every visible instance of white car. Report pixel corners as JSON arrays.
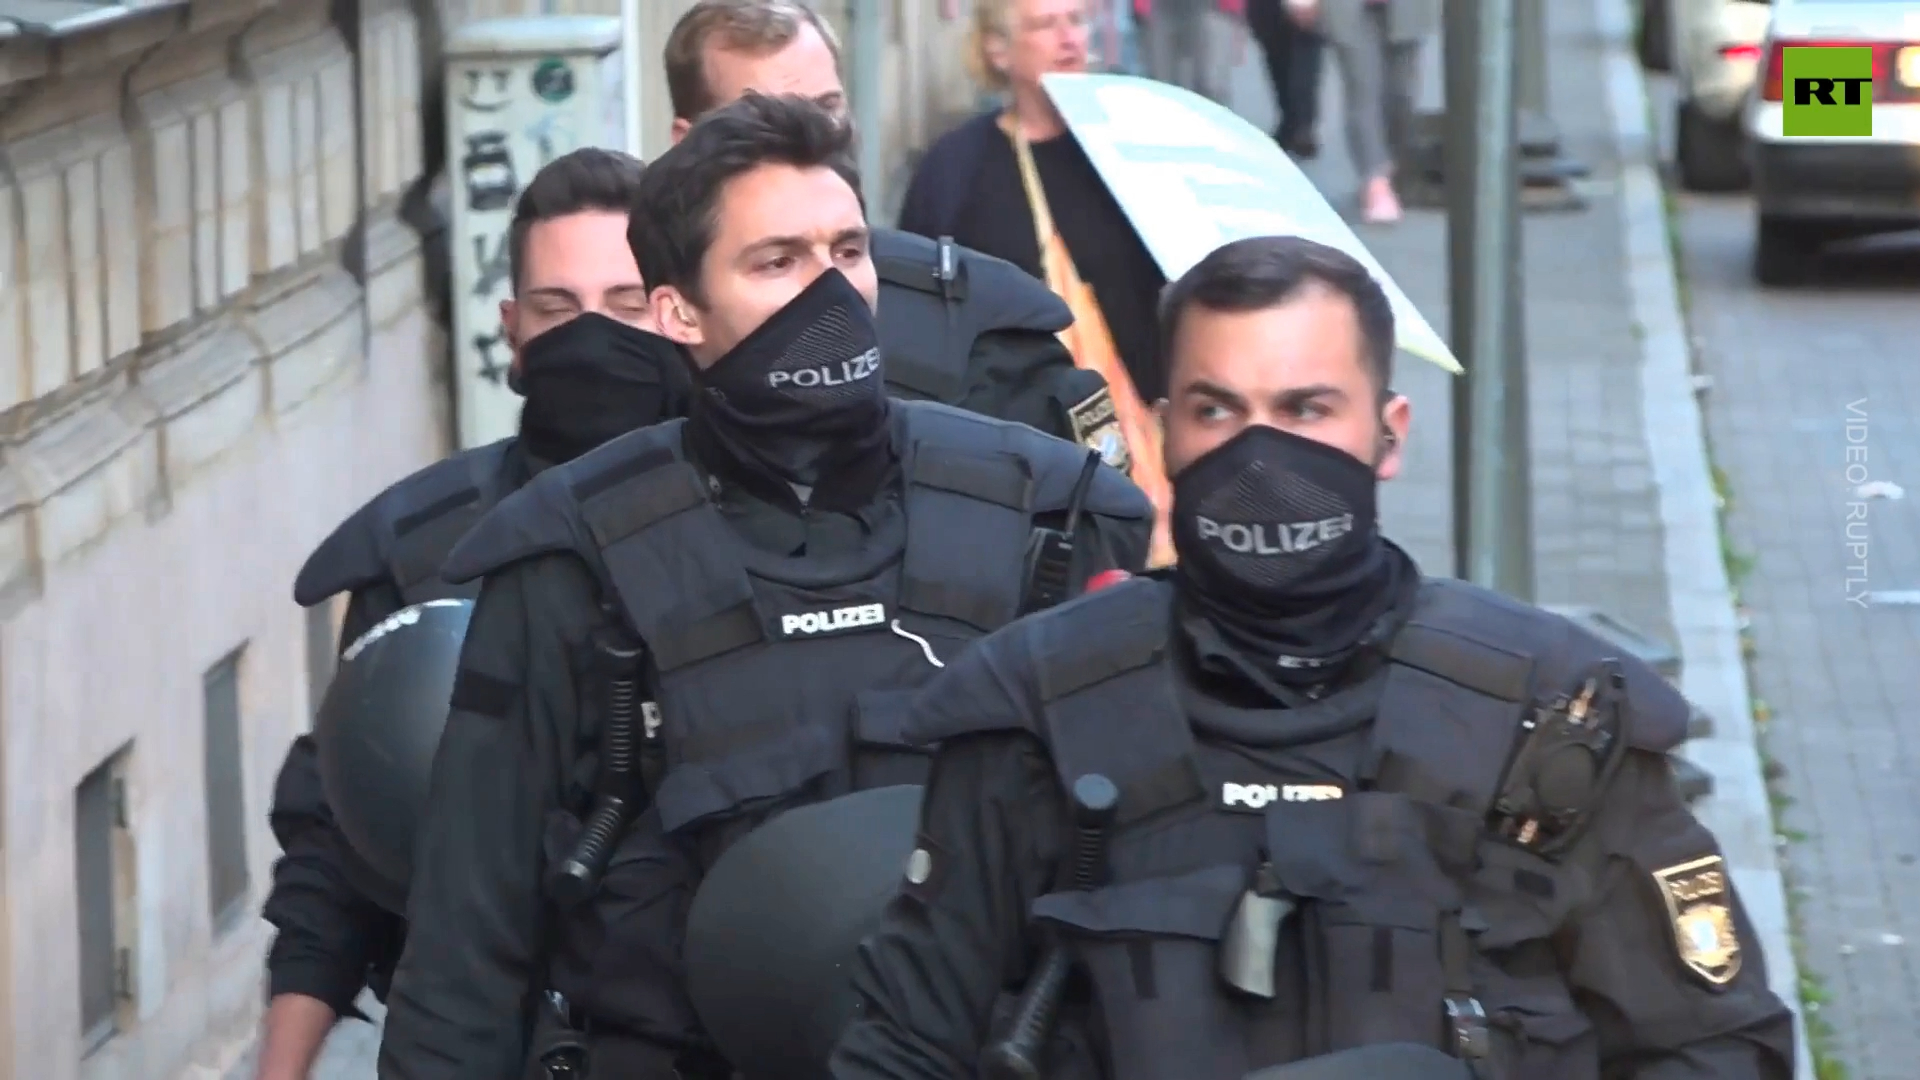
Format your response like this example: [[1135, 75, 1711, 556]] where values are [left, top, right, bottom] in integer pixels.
[[1642, 0, 1774, 189], [1745, 0, 1920, 285]]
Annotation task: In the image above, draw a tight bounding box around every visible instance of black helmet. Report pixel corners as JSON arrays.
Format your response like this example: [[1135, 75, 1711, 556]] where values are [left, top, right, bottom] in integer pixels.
[[683, 785, 923, 1078], [313, 599, 473, 914]]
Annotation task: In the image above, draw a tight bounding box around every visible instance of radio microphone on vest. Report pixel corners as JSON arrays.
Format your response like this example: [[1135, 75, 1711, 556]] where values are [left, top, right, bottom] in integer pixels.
[[1239, 1043, 1473, 1080], [1021, 450, 1105, 615], [549, 624, 647, 907], [982, 773, 1120, 1080]]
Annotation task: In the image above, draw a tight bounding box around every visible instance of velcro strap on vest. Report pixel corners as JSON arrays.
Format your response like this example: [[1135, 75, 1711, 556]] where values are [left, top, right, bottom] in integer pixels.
[[1371, 581, 1550, 814], [1034, 583, 1205, 825], [576, 460, 765, 673], [899, 445, 1032, 631], [389, 488, 484, 596], [1387, 622, 1532, 703]]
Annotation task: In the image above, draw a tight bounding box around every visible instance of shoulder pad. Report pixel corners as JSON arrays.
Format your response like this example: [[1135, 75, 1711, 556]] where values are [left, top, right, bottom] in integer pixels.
[[897, 401, 1150, 521], [872, 229, 1071, 336], [899, 619, 1039, 746], [903, 576, 1173, 747], [438, 472, 581, 585], [292, 440, 513, 606], [1394, 579, 1691, 753], [1558, 611, 1692, 754], [1029, 576, 1173, 697], [440, 423, 682, 583]]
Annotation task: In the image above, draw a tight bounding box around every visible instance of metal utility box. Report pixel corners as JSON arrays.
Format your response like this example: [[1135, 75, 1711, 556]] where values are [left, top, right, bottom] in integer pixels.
[[444, 16, 625, 450]]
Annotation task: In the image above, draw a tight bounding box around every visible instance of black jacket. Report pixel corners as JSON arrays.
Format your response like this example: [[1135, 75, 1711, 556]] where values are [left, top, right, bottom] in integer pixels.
[[375, 409, 1153, 1079], [262, 439, 540, 1016], [831, 578, 1797, 1080]]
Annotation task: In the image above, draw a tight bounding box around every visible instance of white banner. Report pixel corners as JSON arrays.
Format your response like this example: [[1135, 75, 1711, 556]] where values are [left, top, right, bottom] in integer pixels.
[[1043, 72, 1461, 373]]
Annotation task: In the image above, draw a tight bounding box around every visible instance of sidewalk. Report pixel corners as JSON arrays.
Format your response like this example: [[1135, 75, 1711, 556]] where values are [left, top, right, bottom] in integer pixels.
[[1215, 1, 1807, 1071]]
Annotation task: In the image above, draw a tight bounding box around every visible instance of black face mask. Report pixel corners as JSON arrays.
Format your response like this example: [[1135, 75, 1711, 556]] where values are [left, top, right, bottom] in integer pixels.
[[516, 313, 691, 465], [1172, 424, 1397, 676], [687, 269, 891, 489]]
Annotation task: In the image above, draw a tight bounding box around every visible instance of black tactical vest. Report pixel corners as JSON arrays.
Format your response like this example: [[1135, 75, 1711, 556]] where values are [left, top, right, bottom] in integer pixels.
[[293, 439, 520, 612], [456, 402, 1146, 1041], [873, 229, 1071, 405], [910, 576, 1691, 1080]]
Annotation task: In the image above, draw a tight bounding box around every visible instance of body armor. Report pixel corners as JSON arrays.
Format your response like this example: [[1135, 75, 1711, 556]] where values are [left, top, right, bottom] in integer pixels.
[[293, 438, 521, 609], [440, 401, 1150, 1047], [907, 576, 1692, 1080], [872, 228, 1072, 406]]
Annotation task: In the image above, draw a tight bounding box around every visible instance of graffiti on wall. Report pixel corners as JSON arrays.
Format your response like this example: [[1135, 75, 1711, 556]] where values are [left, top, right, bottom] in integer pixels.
[[451, 51, 607, 449]]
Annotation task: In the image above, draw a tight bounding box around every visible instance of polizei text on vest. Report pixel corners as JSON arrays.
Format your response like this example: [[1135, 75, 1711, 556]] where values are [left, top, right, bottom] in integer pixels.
[[779, 602, 888, 637]]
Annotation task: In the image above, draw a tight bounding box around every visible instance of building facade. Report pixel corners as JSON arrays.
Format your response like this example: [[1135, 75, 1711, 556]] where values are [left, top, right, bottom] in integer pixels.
[[0, 0, 441, 1075]]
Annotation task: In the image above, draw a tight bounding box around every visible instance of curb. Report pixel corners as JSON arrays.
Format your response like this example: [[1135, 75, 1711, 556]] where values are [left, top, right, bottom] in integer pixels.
[[1592, 0, 1812, 1074]]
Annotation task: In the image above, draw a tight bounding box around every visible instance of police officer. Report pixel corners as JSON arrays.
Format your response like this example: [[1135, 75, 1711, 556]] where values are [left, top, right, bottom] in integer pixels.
[[661, 0, 1131, 472], [374, 93, 1152, 1080], [830, 236, 1798, 1079], [258, 148, 688, 1080]]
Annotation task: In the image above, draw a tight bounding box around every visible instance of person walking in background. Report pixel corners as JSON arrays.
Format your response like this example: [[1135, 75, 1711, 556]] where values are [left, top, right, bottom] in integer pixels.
[[1247, 0, 1325, 158], [1137, 0, 1226, 101], [896, 0, 1175, 565], [1292, 0, 1434, 223]]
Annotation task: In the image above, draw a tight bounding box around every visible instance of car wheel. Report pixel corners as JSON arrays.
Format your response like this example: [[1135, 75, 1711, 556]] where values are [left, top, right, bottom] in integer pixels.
[[1676, 101, 1750, 192], [1638, 0, 1674, 73], [1752, 217, 1821, 287]]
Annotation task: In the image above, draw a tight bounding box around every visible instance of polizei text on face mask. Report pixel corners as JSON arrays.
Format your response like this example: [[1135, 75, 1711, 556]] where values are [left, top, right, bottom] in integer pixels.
[[1198, 513, 1354, 556], [768, 347, 880, 390]]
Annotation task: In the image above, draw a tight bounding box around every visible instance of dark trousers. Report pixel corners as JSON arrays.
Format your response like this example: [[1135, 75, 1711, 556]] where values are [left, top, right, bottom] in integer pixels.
[[1246, 0, 1326, 148]]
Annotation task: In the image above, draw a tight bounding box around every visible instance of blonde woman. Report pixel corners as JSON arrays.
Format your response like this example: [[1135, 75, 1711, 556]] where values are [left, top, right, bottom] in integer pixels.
[[897, 0, 1175, 564]]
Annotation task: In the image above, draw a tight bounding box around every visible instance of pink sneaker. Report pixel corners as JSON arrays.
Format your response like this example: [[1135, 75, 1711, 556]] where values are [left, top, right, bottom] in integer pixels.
[[1361, 176, 1402, 224]]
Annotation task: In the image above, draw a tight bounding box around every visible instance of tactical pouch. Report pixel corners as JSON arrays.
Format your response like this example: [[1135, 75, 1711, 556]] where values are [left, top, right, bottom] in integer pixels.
[[1029, 865, 1254, 1080], [1262, 793, 1481, 1056]]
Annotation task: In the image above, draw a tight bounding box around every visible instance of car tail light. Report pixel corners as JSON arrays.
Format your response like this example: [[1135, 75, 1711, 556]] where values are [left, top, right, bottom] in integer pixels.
[[1761, 40, 1911, 102]]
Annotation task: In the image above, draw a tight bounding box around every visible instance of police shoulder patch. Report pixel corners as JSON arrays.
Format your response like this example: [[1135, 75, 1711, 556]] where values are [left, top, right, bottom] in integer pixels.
[[1067, 387, 1130, 473], [1652, 853, 1742, 988]]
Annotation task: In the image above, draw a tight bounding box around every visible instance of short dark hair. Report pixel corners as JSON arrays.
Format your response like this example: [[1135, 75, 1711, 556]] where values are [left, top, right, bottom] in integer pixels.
[[665, 0, 843, 120], [630, 92, 862, 308], [507, 147, 646, 294], [1157, 235, 1398, 395]]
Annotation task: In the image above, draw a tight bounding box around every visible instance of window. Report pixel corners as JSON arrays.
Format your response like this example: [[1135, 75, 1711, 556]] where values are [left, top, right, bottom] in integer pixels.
[[305, 600, 340, 729], [75, 748, 132, 1051], [203, 646, 250, 930]]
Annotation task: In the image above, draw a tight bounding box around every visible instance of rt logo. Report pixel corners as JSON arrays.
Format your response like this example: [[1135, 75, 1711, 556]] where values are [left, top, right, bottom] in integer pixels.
[[1783, 46, 1874, 137]]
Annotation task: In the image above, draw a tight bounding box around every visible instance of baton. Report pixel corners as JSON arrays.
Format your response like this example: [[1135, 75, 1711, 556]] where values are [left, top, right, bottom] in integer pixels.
[[981, 773, 1120, 1080]]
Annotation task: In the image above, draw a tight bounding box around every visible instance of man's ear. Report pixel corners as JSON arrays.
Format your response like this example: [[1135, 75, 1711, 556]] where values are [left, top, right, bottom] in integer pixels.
[[670, 116, 692, 144], [1376, 392, 1411, 482], [649, 286, 705, 350]]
